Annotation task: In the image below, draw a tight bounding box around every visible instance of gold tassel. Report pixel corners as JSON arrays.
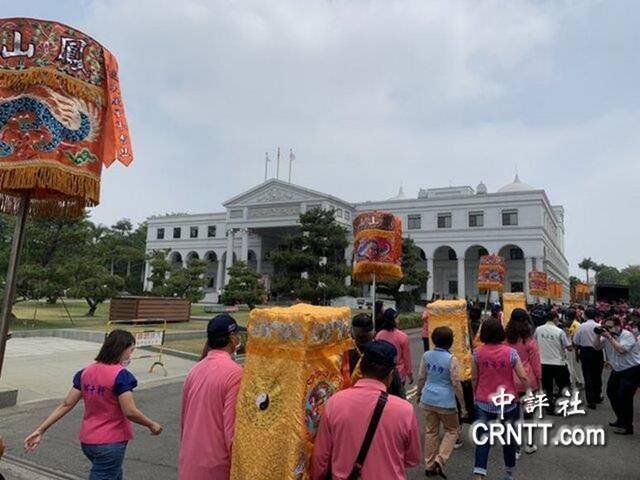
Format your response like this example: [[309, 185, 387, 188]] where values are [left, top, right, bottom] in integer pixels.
[[0, 162, 100, 218], [0, 68, 105, 106]]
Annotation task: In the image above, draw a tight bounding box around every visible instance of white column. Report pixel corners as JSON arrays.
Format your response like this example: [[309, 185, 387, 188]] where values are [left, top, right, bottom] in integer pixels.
[[344, 245, 353, 286], [216, 258, 224, 291], [426, 257, 434, 301], [225, 229, 235, 285], [457, 257, 465, 300], [536, 257, 545, 273], [524, 257, 533, 303], [143, 260, 151, 291], [241, 228, 249, 262]]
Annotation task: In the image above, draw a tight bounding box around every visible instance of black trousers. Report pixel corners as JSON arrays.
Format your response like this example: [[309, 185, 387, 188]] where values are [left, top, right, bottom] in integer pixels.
[[422, 337, 430, 352], [579, 346, 604, 406], [606, 365, 640, 431], [541, 364, 571, 409]]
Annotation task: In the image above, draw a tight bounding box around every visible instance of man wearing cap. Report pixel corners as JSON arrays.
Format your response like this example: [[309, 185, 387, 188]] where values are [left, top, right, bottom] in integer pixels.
[[312, 340, 421, 480], [348, 313, 405, 398], [178, 314, 245, 479]]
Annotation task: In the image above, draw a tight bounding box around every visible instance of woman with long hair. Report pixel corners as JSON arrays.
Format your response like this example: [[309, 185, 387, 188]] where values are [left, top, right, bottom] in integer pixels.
[[24, 330, 163, 479], [505, 308, 542, 455], [375, 308, 414, 385], [472, 318, 530, 480]]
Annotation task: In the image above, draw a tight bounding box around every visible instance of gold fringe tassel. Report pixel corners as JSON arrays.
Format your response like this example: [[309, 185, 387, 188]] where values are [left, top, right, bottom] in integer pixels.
[[352, 261, 403, 283], [0, 163, 100, 218], [0, 192, 90, 219], [0, 68, 105, 106]]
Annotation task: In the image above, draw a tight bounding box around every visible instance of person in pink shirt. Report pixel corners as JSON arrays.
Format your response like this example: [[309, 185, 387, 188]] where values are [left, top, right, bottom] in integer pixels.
[[505, 308, 542, 456], [376, 308, 414, 384], [24, 330, 163, 479], [312, 340, 421, 480], [178, 314, 244, 480], [472, 318, 530, 480]]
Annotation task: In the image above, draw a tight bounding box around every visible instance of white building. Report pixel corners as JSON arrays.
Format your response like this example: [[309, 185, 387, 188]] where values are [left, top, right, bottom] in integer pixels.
[[144, 175, 569, 303]]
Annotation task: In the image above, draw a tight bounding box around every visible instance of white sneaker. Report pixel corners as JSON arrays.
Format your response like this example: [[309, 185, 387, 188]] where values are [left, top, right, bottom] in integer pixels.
[[454, 439, 463, 449], [524, 444, 538, 454], [515, 450, 522, 460]]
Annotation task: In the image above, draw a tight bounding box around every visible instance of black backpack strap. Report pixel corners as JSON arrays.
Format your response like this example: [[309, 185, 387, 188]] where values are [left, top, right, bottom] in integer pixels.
[[348, 391, 388, 479]]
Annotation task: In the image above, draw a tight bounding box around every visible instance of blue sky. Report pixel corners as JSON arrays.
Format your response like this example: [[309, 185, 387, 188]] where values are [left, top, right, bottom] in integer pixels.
[[2, 0, 639, 275]]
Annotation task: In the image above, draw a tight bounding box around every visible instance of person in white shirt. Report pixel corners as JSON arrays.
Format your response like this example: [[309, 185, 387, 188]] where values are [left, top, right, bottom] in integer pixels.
[[573, 307, 605, 409], [534, 310, 572, 414], [594, 316, 640, 435]]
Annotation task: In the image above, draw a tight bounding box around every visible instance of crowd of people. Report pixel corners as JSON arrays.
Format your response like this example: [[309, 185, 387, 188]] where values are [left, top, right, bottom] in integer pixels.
[[17, 300, 640, 479]]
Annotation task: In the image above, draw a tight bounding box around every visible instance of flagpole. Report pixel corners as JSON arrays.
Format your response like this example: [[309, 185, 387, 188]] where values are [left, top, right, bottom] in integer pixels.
[[264, 152, 269, 181], [0, 192, 31, 376], [288, 149, 293, 183], [276, 147, 280, 179]]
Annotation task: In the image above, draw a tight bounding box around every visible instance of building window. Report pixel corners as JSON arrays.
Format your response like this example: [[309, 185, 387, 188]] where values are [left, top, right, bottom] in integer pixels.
[[344, 211, 351, 220], [208, 225, 217, 238], [502, 209, 518, 226], [511, 282, 524, 292], [469, 211, 484, 227], [478, 247, 488, 259], [510, 248, 524, 260], [190, 226, 198, 238], [408, 214, 422, 230], [173, 227, 181, 239], [437, 213, 452, 229], [448, 248, 457, 261], [156, 228, 165, 240], [230, 209, 243, 219], [336, 208, 343, 218], [448, 280, 458, 295]]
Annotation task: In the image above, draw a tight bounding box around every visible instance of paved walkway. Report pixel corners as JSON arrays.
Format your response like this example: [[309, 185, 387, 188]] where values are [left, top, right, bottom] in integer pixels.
[[1, 337, 196, 404]]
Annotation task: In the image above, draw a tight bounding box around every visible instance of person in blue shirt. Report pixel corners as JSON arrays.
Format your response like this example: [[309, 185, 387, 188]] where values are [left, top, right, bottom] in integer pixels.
[[417, 326, 467, 478]]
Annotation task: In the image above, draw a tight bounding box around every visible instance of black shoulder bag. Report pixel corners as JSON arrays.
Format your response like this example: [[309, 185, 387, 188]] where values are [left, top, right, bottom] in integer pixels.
[[347, 391, 389, 480]]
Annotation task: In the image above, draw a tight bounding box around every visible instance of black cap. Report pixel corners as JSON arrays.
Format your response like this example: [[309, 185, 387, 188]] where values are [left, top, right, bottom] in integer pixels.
[[207, 314, 246, 339], [383, 308, 398, 324], [362, 340, 397, 367]]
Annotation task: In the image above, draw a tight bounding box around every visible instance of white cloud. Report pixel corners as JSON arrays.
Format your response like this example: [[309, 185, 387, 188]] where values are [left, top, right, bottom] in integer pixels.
[[33, 0, 633, 275]]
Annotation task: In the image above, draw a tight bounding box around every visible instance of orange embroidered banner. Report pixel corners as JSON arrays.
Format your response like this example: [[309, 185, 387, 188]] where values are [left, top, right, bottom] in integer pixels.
[[0, 18, 133, 217], [352, 211, 403, 283]]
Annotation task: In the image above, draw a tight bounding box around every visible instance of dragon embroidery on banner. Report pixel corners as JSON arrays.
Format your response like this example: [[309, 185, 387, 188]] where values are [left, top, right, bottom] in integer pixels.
[[0, 86, 99, 159]]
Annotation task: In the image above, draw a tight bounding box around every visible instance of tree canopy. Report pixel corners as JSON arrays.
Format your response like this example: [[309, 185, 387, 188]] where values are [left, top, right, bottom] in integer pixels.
[[269, 208, 352, 304]]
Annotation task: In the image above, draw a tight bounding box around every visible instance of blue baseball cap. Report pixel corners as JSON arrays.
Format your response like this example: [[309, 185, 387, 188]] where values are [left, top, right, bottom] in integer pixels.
[[207, 314, 246, 339], [362, 340, 397, 367]]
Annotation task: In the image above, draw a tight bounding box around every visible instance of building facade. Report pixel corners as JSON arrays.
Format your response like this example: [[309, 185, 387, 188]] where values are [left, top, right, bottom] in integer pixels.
[[144, 175, 570, 303]]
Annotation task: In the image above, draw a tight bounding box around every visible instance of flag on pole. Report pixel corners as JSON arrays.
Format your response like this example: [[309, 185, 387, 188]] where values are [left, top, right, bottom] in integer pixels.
[[276, 147, 281, 179], [288, 149, 296, 183], [264, 152, 271, 181]]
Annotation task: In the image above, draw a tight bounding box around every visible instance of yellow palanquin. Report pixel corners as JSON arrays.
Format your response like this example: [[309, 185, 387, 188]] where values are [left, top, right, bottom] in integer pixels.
[[426, 299, 472, 381], [502, 292, 527, 327], [230, 304, 354, 480]]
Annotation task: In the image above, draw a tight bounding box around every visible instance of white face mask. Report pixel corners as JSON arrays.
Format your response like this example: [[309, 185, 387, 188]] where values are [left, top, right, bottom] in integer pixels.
[[234, 337, 243, 354]]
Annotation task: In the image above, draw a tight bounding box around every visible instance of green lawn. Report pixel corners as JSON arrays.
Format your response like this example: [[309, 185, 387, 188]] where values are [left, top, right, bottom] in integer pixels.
[[8, 300, 251, 333]]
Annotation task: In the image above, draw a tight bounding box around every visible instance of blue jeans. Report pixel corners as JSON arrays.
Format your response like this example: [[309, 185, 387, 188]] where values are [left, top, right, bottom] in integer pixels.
[[81, 442, 128, 480], [473, 405, 520, 478]]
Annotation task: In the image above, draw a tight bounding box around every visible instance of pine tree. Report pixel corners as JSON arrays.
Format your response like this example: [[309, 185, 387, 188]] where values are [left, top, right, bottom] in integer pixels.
[[269, 208, 352, 304], [220, 261, 266, 309]]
